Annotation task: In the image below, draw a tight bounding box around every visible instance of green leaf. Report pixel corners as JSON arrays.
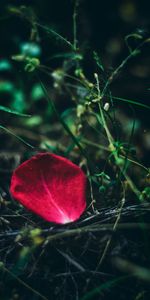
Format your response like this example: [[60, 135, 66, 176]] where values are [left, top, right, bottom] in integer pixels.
[[61, 108, 76, 134], [31, 84, 45, 101], [20, 42, 41, 57], [11, 90, 27, 113], [0, 60, 12, 71], [0, 105, 30, 117], [140, 187, 150, 201], [24, 115, 42, 126], [0, 81, 14, 93]]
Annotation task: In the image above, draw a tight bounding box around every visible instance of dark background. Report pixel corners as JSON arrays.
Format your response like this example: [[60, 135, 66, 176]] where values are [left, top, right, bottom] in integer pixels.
[[0, 0, 150, 122]]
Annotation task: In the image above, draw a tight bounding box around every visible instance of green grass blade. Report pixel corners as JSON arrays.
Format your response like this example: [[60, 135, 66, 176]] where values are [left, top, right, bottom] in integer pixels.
[[80, 275, 130, 300], [36, 22, 74, 49], [112, 96, 150, 110], [0, 105, 31, 117], [0, 125, 34, 148]]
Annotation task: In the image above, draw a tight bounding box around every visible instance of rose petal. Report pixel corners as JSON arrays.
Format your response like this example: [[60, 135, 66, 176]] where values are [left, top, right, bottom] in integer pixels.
[[10, 152, 87, 224]]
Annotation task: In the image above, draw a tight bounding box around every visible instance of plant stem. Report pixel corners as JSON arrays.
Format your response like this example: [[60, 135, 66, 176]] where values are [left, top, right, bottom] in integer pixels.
[[94, 73, 141, 199]]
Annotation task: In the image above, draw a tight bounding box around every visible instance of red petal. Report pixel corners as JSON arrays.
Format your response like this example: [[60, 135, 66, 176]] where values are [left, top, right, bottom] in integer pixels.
[[10, 153, 87, 224]]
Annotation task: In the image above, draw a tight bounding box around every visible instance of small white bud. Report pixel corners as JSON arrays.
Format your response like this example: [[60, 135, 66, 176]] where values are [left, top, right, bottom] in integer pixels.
[[104, 102, 110, 111], [94, 73, 98, 79]]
